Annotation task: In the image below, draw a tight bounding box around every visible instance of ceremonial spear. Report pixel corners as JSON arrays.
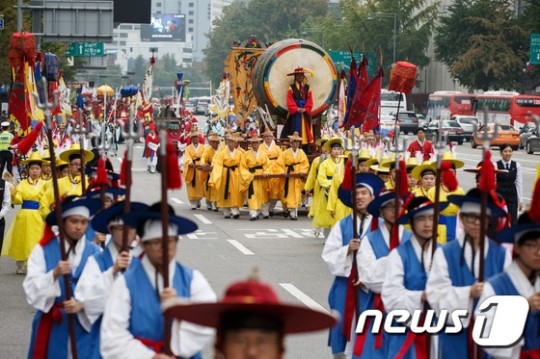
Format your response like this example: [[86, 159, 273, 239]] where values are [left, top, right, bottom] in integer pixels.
[[72, 94, 92, 193], [342, 128, 362, 342], [119, 90, 138, 253], [33, 79, 79, 359], [473, 110, 498, 359], [431, 118, 448, 255], [157, 106, 183, 355]]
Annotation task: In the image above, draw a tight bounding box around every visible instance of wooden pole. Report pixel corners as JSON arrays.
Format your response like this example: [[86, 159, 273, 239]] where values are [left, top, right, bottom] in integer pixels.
[[33, 79, 78, 359]]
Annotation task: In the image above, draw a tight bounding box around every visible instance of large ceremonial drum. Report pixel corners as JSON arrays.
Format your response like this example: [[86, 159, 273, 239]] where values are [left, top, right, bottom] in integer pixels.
[[253, 39, 337, 118]]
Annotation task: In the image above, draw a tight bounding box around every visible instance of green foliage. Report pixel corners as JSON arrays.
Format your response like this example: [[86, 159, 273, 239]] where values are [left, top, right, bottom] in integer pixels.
[[204, 0, 328, 84], [435, 0, 528, 91]]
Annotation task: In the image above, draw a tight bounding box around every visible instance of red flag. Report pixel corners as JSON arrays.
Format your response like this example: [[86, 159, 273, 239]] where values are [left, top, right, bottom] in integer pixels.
[[359, 67, 384, 131], [345, 57, 369, 127], [14, 121, 43, 155]]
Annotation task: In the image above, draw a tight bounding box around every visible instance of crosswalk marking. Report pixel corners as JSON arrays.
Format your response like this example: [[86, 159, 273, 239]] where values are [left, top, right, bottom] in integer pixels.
[[227, 239, 254, 255], [194, 214, 212, 224], [279, 283, 328, 313]]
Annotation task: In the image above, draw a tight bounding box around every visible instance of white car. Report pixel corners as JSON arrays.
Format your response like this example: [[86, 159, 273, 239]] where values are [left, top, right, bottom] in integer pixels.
[[451, 115, 479, 141]]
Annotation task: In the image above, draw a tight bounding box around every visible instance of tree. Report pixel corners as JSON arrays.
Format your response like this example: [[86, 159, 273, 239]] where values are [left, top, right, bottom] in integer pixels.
[[204, 0, 328, 84], [435, 0, 528, 91]]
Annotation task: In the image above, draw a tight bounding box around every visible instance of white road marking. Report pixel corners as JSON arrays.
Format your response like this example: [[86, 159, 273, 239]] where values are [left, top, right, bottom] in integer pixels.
[[279, 283, 329, 313], [281, 228, 303, 238], [171, 198, 183, 204], [194, 214, 212, 224], [227, 239, 254, 255]]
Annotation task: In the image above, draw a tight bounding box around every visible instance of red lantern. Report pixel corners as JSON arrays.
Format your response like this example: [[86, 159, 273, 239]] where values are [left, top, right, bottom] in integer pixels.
[[388, 61, 417, 94]]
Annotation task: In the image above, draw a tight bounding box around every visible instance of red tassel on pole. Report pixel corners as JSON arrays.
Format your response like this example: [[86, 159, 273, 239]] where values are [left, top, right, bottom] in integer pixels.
[[14, 121, 43, 155], [166, 143, 182, 189], [38, 224, 56, 246], [478, 150, 495, 192], [95, 158, 109, 186], [119, 150, 131, 186], [398, 160, 409, 196], [441, 161, 458, 192], [527, 177, 540, 222], [342, 159, 353, 191]]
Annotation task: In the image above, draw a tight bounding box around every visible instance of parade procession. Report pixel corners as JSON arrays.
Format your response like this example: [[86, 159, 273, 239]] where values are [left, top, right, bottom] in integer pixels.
[[1, 7, 540, 359]]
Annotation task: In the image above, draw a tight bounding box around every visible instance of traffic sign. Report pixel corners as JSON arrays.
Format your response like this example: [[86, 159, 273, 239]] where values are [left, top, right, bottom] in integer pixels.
[[530, 34, 540, 65], [66, 42, 104, 57], [0, 18, 4, 31], [329, 50, 377, 76]]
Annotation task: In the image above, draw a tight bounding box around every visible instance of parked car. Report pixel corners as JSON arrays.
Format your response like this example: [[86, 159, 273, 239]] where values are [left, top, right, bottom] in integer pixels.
[[395, 111, 419, 134], [451, 115, 479, 141], [423, 119, 466, 145], [524, 135, 540, 154], [519, 122, 537, 149], [471, 123, 520, 150], [417, 114, 428, 128], [195, 96, 211, 115]]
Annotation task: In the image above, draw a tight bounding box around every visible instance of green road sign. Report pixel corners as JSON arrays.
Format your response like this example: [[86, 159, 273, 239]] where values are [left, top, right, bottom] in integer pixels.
[[329, 50, 377, 76], [66, 42, 104, 57], [530, 34, 540, 65]]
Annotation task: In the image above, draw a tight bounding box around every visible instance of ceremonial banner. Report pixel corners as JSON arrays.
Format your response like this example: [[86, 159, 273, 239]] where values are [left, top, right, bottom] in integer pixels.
[[346, 57, 370, 127], [224, 47, 265, 125], [341, 56, 359, 128], [211, 75, 231, 121], [360, 67, 384, 133], [337, 71, 346, 127], [142, 63, 154, 101]]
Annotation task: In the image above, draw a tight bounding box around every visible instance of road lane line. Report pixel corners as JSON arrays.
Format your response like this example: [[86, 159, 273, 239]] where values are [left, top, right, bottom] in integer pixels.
[[227, 240, 254, 255], [194, 214, 212, 224], [279, 283, 328, 313], [281, 229, 303, 238], [171, 198, 183, 204]]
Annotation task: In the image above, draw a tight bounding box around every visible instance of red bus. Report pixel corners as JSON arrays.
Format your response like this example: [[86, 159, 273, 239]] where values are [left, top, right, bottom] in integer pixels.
[[474, 91, 518, 125], [509, 94, 540, 126], [426, 91, 475, 121]]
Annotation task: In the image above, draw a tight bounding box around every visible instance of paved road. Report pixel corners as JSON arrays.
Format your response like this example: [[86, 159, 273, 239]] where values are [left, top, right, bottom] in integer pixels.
[[0, 138, 538, 358]]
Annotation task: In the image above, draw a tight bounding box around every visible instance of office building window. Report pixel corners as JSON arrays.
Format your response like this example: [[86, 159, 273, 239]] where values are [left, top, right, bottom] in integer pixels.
[[188, 19, 194, 24], [157, 2, 161, 7], [120, 33, 128, 38], [120, 41, 126, 46], [188, 27, 193, 32], [189, 11, 194, 15], [189, 2, 194, 7]]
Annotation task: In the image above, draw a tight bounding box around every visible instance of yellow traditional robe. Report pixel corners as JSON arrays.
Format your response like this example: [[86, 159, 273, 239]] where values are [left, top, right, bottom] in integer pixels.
[[39, 175, 87, 219], [201, 145, 218, 203], [427, 185, 465, 244], [260, 142, 283, 201], [2, 179, 47, 261], [244, 149, 270, 211], [316, 157, 344, 228], [183, 143, 206, 201], [209, 148, 249, 209], [277, 148, 309, 208], [327, 171, 352, 223], [305, 155, 323, 219]]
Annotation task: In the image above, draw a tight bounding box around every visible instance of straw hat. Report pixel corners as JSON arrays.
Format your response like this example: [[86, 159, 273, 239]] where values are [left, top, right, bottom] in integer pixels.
[[411, 161, 436, 180], [228, 133, 244, 142], [207, 132, 221, 142], [323, 137, 343, 152], [21, 152, 46, 166], [59, 143, 95, 164], [287, 131, 302, 141], [441, 152, 464, 169], [358, 148, 371, 161], [261, 128, 275, 137], [248, 135, 263, 142]]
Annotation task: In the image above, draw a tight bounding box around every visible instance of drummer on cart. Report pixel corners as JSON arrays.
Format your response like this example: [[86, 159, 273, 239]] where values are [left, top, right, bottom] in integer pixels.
[[282, 67, 315, 151]]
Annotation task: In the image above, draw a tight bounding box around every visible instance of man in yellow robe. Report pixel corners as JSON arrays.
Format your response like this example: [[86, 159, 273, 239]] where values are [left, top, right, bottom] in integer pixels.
[[259, 128, 282, 216], [243, 135, 271, 220], [201, 132, 221, 211], [183, 129, 206, 210], [39, 144, 94, 220], [208, 133, 249, 219], [277, 132, 309, 220]]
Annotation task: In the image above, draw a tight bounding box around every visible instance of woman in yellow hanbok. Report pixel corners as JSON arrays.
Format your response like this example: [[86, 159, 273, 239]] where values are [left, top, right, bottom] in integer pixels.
[[304, 139, 328, 236], [1, 152, 48, 274], [315, 138, 344, 230]]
